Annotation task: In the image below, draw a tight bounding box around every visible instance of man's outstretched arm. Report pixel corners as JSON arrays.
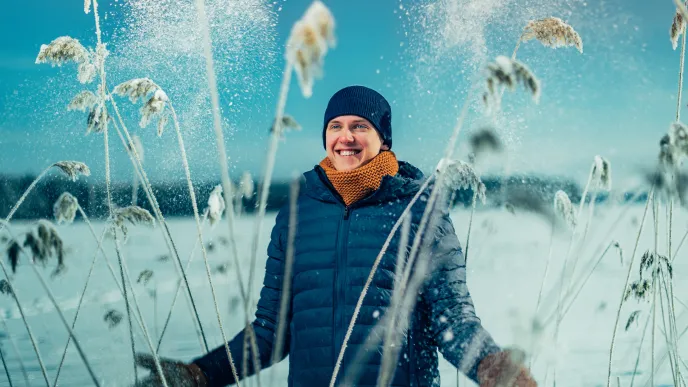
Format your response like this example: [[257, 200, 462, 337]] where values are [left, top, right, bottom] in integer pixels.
[[192, 208, 291, 386]]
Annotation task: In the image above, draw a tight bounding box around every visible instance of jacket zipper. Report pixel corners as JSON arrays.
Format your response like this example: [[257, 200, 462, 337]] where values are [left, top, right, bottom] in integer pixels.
[[333, 204, 351, 370]]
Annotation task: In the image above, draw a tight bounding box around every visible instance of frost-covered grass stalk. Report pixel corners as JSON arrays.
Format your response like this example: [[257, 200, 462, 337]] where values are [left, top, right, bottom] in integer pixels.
[[0, 317, 30, 387], [1, 161, 90, 233], [156, 209, 209, 351], [53, 201, 150, 386], [331, 91, 474, 387], [378, 214, 412, 387], [0, 345, 12, 387], [672, 0, 688, 121], [328, 173, 436, 387], [108, 102, 208, 352], [190, 0, 242, 382], [269, 177, 300, 387], [112, 228, 169, 387], [245, 2, 336, 368], [1, 222, 101, 386], [606, 190, 653, 387], [0, 260, 49, 386]]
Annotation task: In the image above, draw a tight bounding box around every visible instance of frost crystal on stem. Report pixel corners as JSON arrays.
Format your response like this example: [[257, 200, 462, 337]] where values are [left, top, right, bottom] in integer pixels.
[[521, 17, 583, 53], [286, 1, 336, 98], [436, 158, 486, 203], [554, 190, 576, 229], [484, 56, 540, 108], [54, 192, 79, 225], [53, 161, 91, 181], [206, 185, 225, 227]]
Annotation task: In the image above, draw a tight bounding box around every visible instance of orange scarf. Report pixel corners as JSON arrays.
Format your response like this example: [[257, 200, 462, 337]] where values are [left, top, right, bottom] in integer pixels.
[[319, 151, 399, 206]]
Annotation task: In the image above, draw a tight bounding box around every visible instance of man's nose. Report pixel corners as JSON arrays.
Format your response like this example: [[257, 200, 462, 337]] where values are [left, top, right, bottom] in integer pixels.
[[338, 129, 354, 142]]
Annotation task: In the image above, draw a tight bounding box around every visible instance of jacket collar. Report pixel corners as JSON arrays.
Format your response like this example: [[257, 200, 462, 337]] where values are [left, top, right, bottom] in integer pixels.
[[303, 160, 425, 206]]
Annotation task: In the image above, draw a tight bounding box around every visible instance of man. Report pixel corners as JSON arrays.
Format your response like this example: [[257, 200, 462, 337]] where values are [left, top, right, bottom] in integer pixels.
[[136, 86, 537, 386]]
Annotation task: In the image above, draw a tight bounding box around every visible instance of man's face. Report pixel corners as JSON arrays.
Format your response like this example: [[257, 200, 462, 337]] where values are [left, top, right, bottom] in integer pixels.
[[325, 115, 389, 171]]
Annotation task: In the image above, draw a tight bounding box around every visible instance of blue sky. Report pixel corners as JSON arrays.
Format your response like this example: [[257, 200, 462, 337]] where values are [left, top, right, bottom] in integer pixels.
[[0, 0, 682, 191]]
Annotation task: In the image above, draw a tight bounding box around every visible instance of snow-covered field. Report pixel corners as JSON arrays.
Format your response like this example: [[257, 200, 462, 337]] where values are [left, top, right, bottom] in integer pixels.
[[1, 204, 685, 386]]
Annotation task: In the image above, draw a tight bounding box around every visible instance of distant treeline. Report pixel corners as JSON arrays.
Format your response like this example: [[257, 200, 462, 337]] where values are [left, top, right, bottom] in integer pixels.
[[0, 173, 648, 221]]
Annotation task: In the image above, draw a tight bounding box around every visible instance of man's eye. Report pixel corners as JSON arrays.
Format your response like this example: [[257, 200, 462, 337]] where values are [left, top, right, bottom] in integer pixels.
[[354, 124, 368, 129], [329, 125, 340, 130]]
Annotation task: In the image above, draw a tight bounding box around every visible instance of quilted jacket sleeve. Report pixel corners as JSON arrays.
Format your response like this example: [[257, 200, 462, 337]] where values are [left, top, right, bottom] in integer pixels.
[[422, 213, 500, 383], [193, 207, 291, 386]]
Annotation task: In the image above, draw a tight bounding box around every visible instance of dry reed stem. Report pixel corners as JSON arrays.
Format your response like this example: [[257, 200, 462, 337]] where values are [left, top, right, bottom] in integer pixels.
[[52, 227, 107, 387], [109, 98, 209, 352], [328, 173, 435, 387], [271, 177, 300, 366], [607, 190, 654, 387], [169, 102, 253, 384], [331, 87, 476, 387], [0, 316, 30, 386], [1, 223, 101, 386], [112, 229, 169, 387], [377, 214, 412, 387], [0, 259, 49, 386], [0, 345, 13, 387], [156, 209, 208, 351], [191, 0, 241, 382]]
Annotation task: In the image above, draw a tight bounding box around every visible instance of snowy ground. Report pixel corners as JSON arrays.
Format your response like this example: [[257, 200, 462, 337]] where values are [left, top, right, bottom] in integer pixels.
[[0, 204, 686, 386]]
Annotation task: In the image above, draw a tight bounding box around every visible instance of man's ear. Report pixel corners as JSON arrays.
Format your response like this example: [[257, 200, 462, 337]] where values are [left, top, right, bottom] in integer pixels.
[[380, 144, 390, 151]]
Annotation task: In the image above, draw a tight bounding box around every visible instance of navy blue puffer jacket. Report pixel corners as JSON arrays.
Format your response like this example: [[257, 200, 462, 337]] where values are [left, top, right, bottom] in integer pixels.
[[194, 160, 500, 386]]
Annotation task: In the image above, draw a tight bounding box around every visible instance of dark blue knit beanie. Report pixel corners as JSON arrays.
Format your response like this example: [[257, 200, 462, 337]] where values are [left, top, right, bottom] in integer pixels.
[[322, 85, 392, 149]]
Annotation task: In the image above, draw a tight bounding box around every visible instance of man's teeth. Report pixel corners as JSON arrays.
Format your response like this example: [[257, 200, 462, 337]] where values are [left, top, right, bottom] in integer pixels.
[[340, 150, 358, 156]]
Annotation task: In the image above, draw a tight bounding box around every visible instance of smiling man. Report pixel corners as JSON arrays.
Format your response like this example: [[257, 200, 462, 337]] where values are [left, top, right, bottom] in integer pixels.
[[135, 85, 537, 387]]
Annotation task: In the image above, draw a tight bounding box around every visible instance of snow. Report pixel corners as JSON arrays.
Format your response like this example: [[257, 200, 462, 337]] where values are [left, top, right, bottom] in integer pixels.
[[0, 204, 685, 386]]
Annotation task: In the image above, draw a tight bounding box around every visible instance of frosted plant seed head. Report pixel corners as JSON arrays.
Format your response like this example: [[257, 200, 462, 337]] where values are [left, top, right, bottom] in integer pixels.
[[54, 192, 79, 225], [84, 0, 91, 14], [554, 190, 576, 229], [469, 127, 502, 158], [36, 36, 95, 84], [26, 220, 66, 276], [435, 158, 486, 204], [53, 161, 91, 181], [77, 62, 96, 84], [110, 206, 155, 241], [156, 113, 169, 137], [286, 1, 336, 98], [136, 269, 154, 285], [68, 90, 99, 112], [521, 17, 583, 53], [139, 89, 169, 129], [113, 78, 161, 103], [484, 56, 540, 109], [669, 122, 688, 161], [6, 241, 20, 273], [104, 309, 123, 329], [86, 104, 109, 134], [304, 0, 336, 47], [206, 185, 225, 227], [36, 36, 89, 66], [671, 2, 688, 50], [593, 155, 612, 191], [0, 279, 12, 296], [239, 172, 254, 198]]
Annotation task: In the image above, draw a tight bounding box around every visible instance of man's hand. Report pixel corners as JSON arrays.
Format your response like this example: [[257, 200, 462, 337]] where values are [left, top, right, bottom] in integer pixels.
[[477, 349, 537, 387], [133, 353, 208, 387]]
